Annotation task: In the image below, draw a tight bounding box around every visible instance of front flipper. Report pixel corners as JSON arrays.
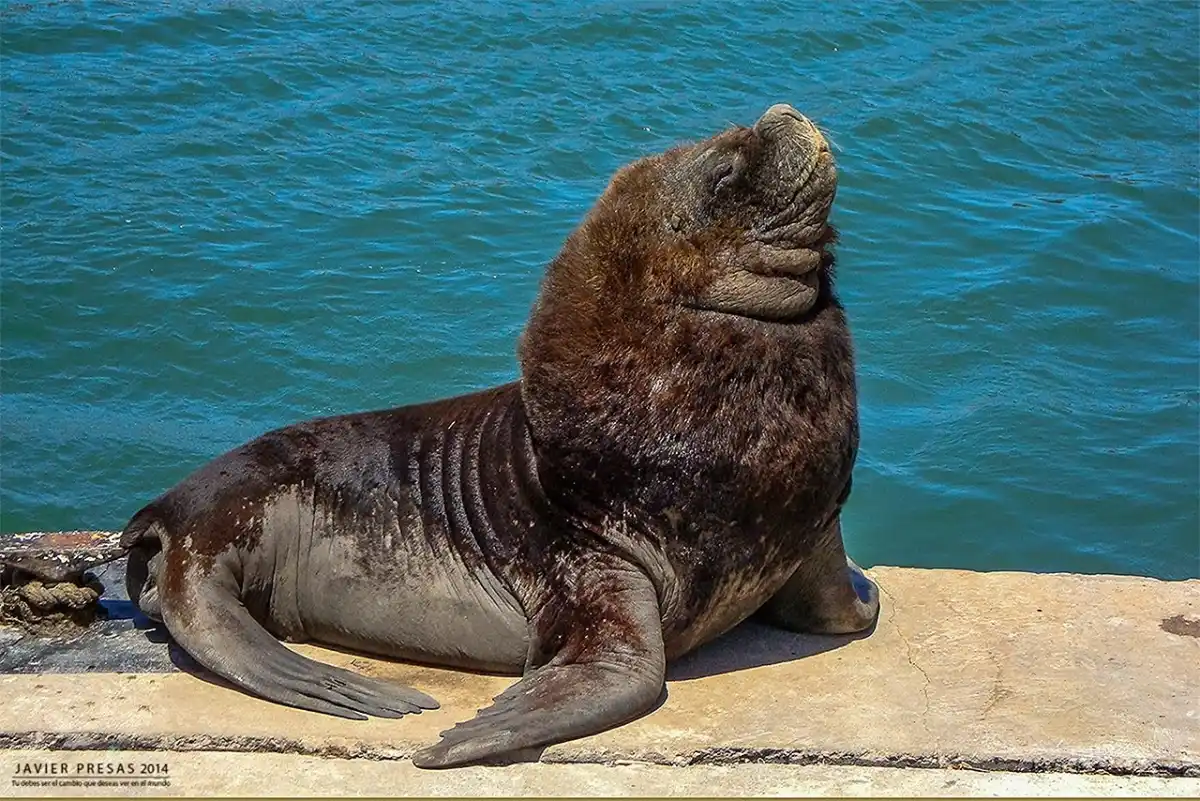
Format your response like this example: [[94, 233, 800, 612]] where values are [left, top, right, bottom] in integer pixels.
[[759, 516, 880, 634], [412, 565, 666, 769]]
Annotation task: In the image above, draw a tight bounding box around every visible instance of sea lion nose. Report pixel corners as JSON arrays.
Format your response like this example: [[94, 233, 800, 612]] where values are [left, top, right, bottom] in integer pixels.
[[756, 104, 828, 151], [761, 103, 805, 123]]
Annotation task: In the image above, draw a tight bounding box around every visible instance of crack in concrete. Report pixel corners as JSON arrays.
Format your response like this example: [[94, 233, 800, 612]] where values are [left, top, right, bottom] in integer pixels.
[[878, 583, 934, 739], [979, 648, 1007, 721], [2, 730, 1196, 778]]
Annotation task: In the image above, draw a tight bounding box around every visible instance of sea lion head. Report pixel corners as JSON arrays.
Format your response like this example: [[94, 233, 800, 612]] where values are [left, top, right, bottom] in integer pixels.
[[662, 102, 838, 322], [520, 104, 853, 503], [527, 103, 837, 331]]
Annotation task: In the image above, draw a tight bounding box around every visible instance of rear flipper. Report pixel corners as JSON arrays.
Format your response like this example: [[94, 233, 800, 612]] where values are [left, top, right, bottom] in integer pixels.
[[130, 520, 438, 720], [168, 588, 438, 719], [412, 565, 666, 769]]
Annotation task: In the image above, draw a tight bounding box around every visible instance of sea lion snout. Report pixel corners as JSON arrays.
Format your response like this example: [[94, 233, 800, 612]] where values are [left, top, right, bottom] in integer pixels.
[[754, 103, 830, 153], [653, 104, 837, 322], [748, 103, 837, 253]]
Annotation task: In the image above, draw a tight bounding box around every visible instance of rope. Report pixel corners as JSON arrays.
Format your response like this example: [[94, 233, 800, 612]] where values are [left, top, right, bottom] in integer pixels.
[[0, 576, 103, 631]]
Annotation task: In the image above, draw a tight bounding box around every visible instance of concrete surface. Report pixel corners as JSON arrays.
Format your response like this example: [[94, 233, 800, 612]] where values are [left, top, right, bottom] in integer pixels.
[[0, 531, 125, 583], [2, 564, 1198, 796], [5, 749, 1200, 797]]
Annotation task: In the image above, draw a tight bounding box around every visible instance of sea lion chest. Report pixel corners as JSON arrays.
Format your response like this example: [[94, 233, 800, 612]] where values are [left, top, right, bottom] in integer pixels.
[[657, 477, 851, 658], [647, 366, 858, 654]]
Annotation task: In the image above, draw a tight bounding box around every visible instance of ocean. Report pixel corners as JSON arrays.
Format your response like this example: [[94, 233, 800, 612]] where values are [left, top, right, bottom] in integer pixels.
[[2, 0, 1197, 579]]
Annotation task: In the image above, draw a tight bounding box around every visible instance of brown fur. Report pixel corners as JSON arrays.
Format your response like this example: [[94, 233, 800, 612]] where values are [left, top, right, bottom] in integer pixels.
[[518, 111, 857, 651]]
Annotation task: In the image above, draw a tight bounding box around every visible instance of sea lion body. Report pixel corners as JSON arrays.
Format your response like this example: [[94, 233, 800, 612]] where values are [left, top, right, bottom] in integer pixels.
[[122, 104, 880, 768], [126, 386, 534, 673]]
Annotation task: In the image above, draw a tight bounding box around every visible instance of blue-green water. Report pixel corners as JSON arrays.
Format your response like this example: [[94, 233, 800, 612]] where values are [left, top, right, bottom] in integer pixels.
[[2, 1, 1197, 580]]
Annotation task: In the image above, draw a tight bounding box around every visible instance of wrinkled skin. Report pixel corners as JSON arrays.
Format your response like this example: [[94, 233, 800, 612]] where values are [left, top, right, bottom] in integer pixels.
[[121, 104, 880, 769]]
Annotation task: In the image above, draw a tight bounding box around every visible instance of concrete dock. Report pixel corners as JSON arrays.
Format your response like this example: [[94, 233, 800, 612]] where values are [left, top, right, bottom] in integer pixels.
[[2, 550, 1197, 796]]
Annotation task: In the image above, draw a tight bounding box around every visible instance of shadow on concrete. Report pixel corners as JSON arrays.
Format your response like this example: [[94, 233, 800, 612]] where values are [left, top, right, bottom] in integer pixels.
[[667, 617, 877, 681], [160, 633, 527, 699], [148, 617, 875, 687], [167, 638, 208, 674], [159, 617, 875, 687]]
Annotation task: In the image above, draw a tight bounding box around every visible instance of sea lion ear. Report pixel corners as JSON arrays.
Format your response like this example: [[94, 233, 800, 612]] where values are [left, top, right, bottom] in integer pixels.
[[710, 151, 748, 198]]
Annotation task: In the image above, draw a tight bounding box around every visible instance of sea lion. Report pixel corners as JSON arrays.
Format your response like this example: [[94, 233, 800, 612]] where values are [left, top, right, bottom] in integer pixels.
[[120, 103, 880, 769]]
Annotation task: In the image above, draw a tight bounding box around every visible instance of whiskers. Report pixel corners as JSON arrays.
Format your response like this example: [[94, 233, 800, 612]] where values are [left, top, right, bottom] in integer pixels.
[[814, 123, 842, 153]]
